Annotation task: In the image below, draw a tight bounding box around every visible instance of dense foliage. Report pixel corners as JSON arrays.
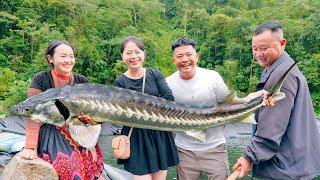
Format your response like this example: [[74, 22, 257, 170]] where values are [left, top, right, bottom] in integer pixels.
[[0, 0, 319, 115]]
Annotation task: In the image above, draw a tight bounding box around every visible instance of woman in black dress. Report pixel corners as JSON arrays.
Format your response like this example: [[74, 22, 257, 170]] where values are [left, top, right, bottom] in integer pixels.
[[114, 36, 179, 179]]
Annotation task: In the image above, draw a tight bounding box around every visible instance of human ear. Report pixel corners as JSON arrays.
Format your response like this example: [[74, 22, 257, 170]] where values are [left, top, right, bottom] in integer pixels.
[[195, 53, 200, 63], [47, 55, 53, 63], [172, 56, 177, 65], [280, 39, 286, 47]]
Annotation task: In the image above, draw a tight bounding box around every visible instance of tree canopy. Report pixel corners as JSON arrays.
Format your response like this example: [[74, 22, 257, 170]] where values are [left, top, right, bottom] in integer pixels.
[[0, 0, 319, 115]]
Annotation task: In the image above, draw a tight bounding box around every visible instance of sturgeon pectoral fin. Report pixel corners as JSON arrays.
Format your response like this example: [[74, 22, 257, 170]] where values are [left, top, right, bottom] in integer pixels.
[[185, 130, 206, 142], [69, 124, 101, 149], [239, 113, 256, 124]]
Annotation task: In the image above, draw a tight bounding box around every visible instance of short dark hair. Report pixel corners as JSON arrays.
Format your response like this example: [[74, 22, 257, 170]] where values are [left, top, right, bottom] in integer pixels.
[[171, 37, 196, 53], [120, 36, 144, 54], [45, 40, 74, 67], [253, 21, 283, 36]]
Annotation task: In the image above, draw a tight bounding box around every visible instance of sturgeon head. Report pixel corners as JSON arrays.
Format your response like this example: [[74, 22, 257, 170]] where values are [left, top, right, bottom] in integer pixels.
[[11, 85, 102, 149], [11, 83, 104, 126], [11, 88, 70, 126]]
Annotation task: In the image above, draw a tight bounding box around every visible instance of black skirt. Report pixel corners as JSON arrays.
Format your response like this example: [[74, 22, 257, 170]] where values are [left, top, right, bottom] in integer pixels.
[[118, 126, 179, 175]]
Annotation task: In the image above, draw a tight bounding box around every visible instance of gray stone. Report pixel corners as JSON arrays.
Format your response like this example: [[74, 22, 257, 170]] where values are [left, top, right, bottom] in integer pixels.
[[2, 152, 58, 180]]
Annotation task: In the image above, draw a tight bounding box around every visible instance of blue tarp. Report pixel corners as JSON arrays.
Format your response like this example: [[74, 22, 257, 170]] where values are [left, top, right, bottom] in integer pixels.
[[0, 133, 25, 153], [0, 116, 26, 153]]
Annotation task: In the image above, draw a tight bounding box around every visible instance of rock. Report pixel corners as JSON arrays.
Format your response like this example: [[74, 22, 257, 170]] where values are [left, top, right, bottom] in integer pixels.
[[2, 152, 58, 180]]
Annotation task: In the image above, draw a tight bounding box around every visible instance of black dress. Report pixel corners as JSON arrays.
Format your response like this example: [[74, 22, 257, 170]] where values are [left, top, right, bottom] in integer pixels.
[[30, 71, 104, 180], [114, 68, 179, 175]]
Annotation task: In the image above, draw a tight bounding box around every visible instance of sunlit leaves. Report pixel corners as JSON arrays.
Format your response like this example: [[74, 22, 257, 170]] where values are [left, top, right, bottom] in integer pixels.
[[1, 0, 320, 115]]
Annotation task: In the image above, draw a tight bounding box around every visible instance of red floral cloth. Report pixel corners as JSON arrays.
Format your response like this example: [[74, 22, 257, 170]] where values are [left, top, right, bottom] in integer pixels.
[[40, 146, 104, 180]]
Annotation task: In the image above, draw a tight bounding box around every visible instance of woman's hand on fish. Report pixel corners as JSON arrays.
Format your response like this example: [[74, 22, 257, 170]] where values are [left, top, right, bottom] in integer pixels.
[[78, 114, 98, 125]]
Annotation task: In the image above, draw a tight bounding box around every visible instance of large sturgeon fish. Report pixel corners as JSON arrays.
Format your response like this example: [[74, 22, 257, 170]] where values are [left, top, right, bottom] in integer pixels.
[[11, 62, 298, 149]]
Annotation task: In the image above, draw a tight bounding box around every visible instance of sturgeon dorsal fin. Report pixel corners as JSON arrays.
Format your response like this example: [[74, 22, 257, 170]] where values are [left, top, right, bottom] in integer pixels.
[[219, 91, 246, 105], [222, 91, 238, 104], [221, 91, 252, 104]]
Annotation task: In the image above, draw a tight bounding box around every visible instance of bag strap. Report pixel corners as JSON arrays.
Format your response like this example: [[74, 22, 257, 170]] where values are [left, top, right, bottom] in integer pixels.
[[142, 68, 146, 93], [128, 68, 146, 138]]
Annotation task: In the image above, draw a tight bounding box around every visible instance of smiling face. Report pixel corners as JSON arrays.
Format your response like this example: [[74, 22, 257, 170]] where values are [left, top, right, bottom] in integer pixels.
[[47, 44, 75, 75], [252, 30, 286, 68], [121, 41, 145, 71], [172, 45, 199, 80]]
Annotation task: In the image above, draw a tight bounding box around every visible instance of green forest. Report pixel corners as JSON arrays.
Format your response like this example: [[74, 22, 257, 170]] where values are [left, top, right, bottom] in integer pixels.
[[0, 0, 319, 116]]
